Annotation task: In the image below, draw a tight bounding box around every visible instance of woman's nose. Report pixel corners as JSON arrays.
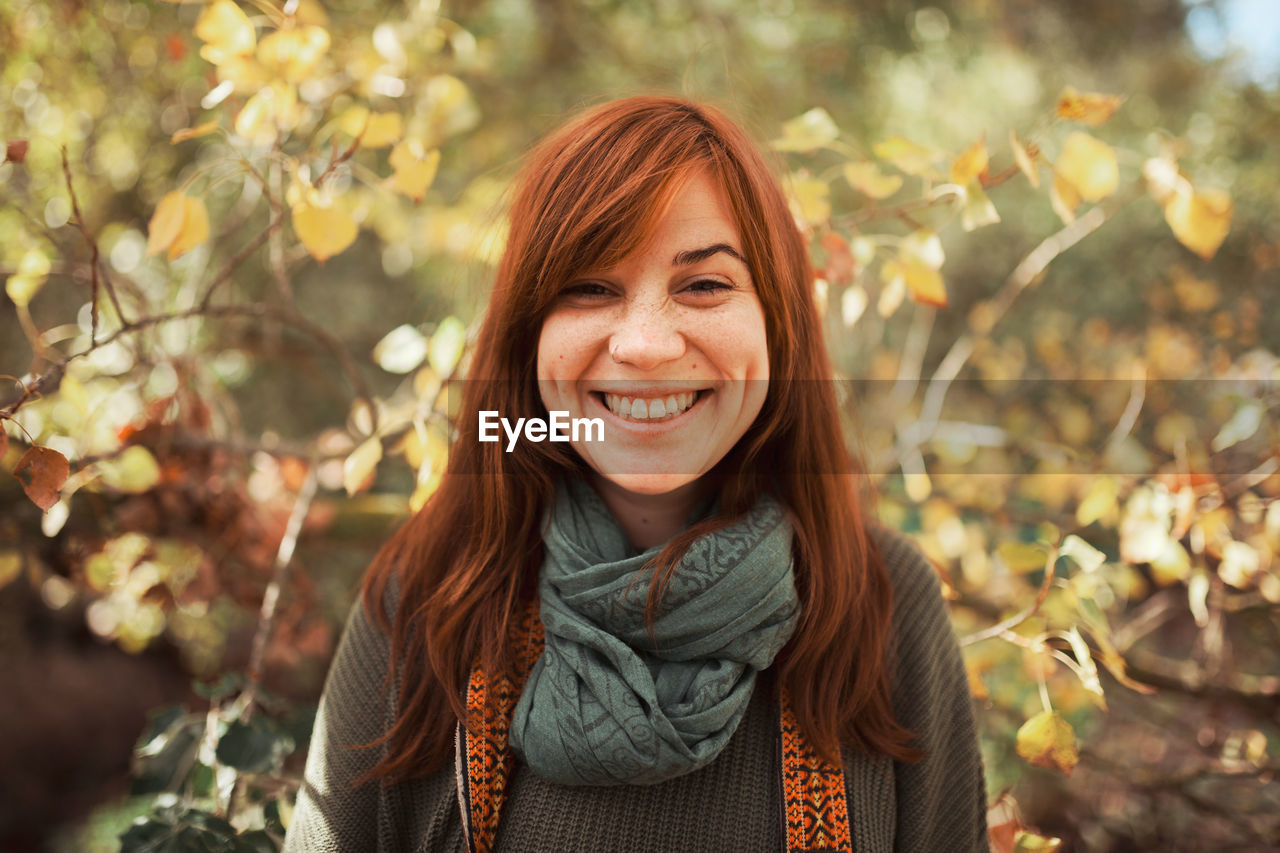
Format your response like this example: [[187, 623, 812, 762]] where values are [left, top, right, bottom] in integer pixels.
[[608, 303, 686, 370]]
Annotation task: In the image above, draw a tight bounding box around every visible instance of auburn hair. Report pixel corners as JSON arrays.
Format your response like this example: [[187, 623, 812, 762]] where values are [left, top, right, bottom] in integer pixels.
[[359, 95, 919, 783]]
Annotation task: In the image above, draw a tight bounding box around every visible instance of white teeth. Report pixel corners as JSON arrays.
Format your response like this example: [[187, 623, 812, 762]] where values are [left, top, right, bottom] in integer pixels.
[[601, 390, 700, 421]]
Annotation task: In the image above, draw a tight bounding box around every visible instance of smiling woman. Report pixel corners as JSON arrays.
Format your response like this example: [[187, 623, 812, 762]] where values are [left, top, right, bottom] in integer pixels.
[[284, 97, 988, 852]]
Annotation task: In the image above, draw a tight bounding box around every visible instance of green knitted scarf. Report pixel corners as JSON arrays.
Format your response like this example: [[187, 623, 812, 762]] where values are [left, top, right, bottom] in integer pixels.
[[509, 478, 800, 786]]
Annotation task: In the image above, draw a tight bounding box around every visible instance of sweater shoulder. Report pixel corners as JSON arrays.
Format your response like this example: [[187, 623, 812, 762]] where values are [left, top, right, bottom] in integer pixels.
[[867, 521, 947, 624]]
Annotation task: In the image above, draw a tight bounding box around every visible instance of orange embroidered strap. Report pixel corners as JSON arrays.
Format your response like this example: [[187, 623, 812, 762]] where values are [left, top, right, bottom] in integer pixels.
[[458, 602, 544, 853], [457, 606, 852, 853], [780, 686, 853, 853]]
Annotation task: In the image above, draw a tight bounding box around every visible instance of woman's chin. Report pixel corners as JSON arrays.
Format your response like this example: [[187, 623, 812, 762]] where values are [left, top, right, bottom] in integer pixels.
[[590, 470, 703, 498]]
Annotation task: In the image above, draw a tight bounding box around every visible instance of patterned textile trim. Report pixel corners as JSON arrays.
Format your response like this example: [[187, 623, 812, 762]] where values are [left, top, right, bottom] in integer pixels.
[[458, 601, 545, 853], [457, 603, 852, 853], [780, 686, 853, 853]]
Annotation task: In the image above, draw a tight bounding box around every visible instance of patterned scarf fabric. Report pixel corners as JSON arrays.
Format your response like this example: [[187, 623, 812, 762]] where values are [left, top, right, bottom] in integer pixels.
[[508, 477, 801, 785]]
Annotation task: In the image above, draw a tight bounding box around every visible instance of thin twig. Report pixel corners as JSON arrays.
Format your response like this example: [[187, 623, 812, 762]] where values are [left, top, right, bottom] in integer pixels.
[[877, 184, 1142, 473], [49, 303, 377, 429], [198, 210, 288, 309], [960, 541, 1060, 647], [243, 465, 319, 722], [61, 147, 128, 334]]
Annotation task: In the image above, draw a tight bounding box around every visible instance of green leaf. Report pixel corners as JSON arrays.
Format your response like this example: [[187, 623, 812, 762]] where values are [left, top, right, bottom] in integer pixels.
[[216, 719, 294, 774], [132, 710, 203, 796]]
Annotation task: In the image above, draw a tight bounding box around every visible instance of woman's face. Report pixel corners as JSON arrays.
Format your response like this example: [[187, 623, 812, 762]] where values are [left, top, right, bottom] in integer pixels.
[[536, 169, 770, 497]]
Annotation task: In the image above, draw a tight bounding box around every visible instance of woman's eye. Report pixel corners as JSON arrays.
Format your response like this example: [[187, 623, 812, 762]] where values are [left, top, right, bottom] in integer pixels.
[[685, 279, 733, 295], [562, 282, 612, 299]]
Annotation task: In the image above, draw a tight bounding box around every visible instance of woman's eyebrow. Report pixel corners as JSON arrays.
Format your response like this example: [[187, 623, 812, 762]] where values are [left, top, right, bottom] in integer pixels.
[[671, 243, 748, 267]]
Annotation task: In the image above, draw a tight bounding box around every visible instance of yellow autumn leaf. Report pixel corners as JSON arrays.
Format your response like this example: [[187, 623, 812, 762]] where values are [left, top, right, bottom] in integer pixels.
[[842, 161, 903, 199], [1150, 539, 1191, 585], [170, 120, 219, 144], [388, 141, 441, 202], [883, 257, 946, 308], [1049, 172, 1080, 224], [1010, 130, 1041, 188], [771, 107, 840, 153], [168, 195, 209, 260], [1016, 710, 1078, 775], [343, 436, 382, 496], [5, 247, 51, 307], [950, 136, 988, 186], [996, 541, 1050, 574], [258, 25, 330, 83], [235, 82, 299, 145], [1164, 184, 1232, 260], [873, 136, 942, 177], [341, 106, 402, 149], [147, 191, 187, 256], [195, 0, 256, 67], [791, 177, 830, 225], [147, 192, 208, 260], [1056, 131, 1118, 202], [1056, 86, 1125, 127], [293, 201, 358, 263], [1013, 831, 1063, 852], [961, 178, 1000, 231], [1076, 476, 1117, 526]]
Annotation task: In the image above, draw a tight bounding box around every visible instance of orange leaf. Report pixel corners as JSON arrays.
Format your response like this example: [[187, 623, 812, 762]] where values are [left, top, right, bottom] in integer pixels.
[[820, 231, 856, 284], [4, 140, 28, 164], [0, 426, 8, 459], [14, 446, 70, 512], [1056, 86, 1125, 126]]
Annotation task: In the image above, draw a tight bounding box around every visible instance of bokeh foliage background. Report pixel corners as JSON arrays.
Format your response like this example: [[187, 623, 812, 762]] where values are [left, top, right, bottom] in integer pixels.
[[2, 0, 1278, 850]]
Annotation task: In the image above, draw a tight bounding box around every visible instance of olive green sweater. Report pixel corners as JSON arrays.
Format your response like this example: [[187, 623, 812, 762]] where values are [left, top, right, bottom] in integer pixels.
[[283, 525, 988, 852]]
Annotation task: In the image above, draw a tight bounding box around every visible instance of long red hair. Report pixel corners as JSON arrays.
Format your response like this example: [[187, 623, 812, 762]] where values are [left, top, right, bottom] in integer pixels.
[[360, 95, 919, 782]]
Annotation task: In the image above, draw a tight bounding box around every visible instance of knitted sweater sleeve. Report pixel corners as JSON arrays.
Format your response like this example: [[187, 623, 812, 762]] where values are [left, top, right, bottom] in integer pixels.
[[282, 596, 389, 852], [876, 525, 989, 853]]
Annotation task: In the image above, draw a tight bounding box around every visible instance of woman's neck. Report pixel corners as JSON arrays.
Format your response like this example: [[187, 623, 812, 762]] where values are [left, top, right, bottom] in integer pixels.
[[587, 474, 710, 551]]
